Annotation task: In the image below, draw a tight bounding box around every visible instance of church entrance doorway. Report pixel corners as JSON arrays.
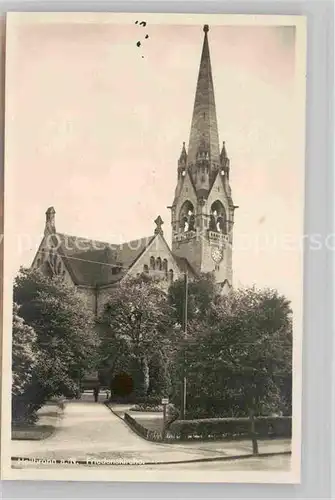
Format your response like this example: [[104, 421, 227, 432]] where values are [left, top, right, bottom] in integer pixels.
[[110, 372, 133, 398]]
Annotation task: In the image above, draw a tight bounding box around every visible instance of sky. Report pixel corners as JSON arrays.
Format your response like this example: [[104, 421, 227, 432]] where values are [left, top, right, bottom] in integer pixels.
[[5, 17, 305, 314]]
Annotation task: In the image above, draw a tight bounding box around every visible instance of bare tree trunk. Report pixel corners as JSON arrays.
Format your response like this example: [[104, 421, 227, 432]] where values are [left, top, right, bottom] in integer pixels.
[[248, 405, 259, 455]]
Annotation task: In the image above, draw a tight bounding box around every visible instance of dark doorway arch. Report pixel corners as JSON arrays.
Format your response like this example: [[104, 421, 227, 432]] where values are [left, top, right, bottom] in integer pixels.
[[111, 372, 134, 397]]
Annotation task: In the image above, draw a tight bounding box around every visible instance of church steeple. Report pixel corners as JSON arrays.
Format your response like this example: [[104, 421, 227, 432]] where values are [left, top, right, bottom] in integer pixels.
[[187, 25, 220, 173], [171, 25, 235, 289]]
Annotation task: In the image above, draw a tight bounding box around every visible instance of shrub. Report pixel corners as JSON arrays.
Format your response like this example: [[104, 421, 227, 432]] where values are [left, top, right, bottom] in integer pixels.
[[166, 403, 180, 426], [110, 394, 162, 405], [130, 404, 163, 412], [12, 303, 37, 397], [166, 416, 291, 441]]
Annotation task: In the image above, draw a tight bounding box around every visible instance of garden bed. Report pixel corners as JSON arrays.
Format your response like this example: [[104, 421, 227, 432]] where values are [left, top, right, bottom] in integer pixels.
[[130, 414, 164, 433]]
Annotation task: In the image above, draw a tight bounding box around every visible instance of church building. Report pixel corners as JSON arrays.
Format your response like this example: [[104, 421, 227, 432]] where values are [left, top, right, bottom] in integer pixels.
[[31, 25, 236, 317]]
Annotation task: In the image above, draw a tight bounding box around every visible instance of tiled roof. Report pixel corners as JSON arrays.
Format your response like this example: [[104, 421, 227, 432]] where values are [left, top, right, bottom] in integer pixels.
[[115, 236, 155, 269], [172, 255, 197, 277], [45, 231, 194, 287], [55, 233, 114, 256], [49, 232, 155, 286]]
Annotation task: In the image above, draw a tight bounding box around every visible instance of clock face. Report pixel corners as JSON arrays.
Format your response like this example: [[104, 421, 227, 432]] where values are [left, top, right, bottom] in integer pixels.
[[211, 246, 223, 263]]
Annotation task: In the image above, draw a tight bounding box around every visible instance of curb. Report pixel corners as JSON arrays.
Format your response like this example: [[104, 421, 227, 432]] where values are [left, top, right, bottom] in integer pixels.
[[11, 451, 291, 466], [105, 402, 126, 421]]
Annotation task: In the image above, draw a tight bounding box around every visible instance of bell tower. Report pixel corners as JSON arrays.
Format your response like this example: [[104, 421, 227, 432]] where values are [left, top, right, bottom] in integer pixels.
[[171, 25, 236, 288]]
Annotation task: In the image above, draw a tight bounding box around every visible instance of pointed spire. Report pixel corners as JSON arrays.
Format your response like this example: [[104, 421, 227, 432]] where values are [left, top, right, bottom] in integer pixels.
[[187, 25, 220, 168], [220, 141, 230, 178], [220, 141, 227, 162], [178, 141, 187, 164]]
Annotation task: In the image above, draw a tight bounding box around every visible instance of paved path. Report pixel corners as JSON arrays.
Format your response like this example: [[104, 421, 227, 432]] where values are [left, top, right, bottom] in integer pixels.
[[11, 399, 291, 468]]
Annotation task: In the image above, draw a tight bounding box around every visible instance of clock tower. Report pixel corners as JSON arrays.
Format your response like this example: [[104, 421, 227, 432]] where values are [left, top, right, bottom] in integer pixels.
[[170, 25, 236, 289]]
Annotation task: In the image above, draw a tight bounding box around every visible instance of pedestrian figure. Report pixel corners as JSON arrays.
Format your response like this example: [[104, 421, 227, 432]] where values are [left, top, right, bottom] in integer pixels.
[[93, 386, 99, 402]]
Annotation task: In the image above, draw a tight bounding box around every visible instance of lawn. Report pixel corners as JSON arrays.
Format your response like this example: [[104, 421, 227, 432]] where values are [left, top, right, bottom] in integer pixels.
[[129, 411, 164, 433], [11, 401, 63, 441], [12, 424, 55, 440]]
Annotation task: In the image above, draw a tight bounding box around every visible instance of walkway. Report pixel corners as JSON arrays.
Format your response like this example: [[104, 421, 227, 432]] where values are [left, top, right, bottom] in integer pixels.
[[11, 398, 291, 467]]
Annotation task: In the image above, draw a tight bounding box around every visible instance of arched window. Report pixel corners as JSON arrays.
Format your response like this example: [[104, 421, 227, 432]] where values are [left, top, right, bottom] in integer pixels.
[[143, 264, 149, 274], [169, 269, 174, 282], [156, 257, 162, 270], [53, 252, 58, 267], [163, 259, 168, 273], [209, 200, 227, 233], [62, 270, 66, 278], [179, 200, 195, 232], [49, 248, 53, 262], [150, 256, 155, 270], [57, 261, 62, 274], [36, 258, 41, 267]]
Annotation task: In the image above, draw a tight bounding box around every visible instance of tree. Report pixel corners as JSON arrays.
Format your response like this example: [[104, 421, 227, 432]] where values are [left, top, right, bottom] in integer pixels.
[[172, 286, 292, 419], [12, 303, 37, 396], [148, 350, 172, 397], [168, 272, 219, 326], [13, 268, 99, 422], [101, 274, 177, 398]]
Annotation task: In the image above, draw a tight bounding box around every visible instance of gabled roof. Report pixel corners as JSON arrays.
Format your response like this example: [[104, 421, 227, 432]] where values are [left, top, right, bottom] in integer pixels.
[[47, 232, 155, 287], [172, 167, 197, 207], [47, 230, 198, 286], [207, 168, 234, 208], [117, 235, 155, 269], [172, 255, 197, 278]]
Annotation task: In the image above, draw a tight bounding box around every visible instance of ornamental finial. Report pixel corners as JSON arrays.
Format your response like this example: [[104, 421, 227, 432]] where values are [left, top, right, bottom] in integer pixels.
[[154, 215, 164, 235], [203, 24, 209, 33]]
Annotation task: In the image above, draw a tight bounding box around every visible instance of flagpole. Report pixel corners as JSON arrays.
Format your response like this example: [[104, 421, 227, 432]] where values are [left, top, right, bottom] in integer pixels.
[[181, 271, 188, 419]]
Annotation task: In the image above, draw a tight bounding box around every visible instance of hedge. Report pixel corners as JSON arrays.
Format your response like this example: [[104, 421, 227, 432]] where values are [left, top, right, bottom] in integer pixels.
[[166, 416, 292, 441], [130, 404, 163, 412], [109, 395, 162, 405], [124, 412, 291, 442]]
